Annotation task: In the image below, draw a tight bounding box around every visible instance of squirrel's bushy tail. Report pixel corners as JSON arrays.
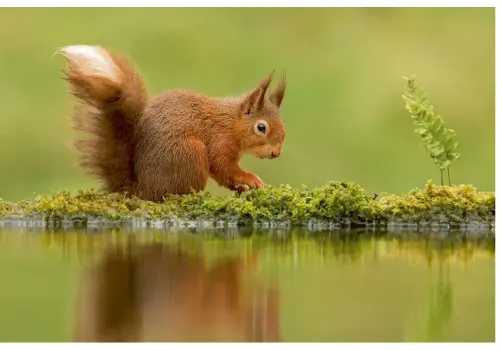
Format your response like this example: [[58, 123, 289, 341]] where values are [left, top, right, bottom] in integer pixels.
[[58, 45, 147, 194]]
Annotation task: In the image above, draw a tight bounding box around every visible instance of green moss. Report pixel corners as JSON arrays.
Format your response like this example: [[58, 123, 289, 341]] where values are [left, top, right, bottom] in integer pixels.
[[0, 181, 495, 231]]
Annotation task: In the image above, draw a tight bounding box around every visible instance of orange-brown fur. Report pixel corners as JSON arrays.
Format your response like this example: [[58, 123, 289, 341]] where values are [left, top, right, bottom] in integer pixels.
[[58, 45, 287, 202], [73, 243, 281, 342]]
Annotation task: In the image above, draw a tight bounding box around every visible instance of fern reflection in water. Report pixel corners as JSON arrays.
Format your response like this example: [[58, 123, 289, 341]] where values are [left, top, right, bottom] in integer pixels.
[[402, 75, 461, 186]]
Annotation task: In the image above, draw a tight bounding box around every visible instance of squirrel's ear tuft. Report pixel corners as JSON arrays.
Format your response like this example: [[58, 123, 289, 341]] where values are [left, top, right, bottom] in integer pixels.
[[256, 71, 274, 110], [241, 71, 275, 115], [269, 73, 286, 108]]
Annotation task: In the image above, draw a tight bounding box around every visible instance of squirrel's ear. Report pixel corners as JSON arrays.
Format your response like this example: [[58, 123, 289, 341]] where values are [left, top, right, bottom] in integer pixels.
[[269, 73, 286, 108], [241, 87, 261, 115], [241, 72, 274, 115]]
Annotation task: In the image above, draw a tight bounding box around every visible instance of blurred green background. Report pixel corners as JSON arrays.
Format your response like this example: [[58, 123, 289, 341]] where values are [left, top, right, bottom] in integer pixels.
[[0, 7, 495, 201]]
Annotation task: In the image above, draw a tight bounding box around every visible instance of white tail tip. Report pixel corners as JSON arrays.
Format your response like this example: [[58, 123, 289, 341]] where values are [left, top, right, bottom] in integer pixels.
[[56, 45, 120, 82]]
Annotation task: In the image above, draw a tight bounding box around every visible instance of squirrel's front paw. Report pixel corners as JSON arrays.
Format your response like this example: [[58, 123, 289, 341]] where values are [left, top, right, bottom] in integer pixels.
[[232, 173, 264, 193]]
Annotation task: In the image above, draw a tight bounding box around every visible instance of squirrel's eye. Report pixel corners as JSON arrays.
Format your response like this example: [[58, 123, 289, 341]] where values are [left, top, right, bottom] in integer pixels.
[[254, 122, 267, 135]]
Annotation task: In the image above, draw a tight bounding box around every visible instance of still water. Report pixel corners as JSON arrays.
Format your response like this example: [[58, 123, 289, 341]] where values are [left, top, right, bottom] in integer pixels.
[[0, 227, 495, 342]]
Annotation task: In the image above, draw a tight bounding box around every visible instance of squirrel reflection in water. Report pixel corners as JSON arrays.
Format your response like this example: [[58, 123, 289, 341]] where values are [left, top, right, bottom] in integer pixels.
[[73, 243, 281, 342]]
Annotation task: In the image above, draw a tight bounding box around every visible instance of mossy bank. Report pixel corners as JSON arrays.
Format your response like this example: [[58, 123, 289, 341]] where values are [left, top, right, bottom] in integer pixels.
[[0, 181, 495, 232]]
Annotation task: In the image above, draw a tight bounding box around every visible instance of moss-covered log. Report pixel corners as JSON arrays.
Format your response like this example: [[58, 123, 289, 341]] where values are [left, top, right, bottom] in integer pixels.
[[0, 181, 495, 232]]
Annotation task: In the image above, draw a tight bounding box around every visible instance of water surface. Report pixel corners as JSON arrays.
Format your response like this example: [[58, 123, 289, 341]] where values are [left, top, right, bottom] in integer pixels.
[[0, 227, 494, 342]]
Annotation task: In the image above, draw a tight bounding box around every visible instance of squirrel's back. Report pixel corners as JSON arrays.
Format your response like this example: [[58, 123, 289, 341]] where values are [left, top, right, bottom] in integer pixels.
[[138, 89, 239, 145]]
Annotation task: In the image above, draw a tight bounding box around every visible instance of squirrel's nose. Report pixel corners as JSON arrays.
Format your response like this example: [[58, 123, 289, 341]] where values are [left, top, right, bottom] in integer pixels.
[[271, 151, 280, 158]]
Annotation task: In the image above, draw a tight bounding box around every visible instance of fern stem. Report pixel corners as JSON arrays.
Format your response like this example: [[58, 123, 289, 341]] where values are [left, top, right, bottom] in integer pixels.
[[447, 167, 451, 186], [440, 169, 444, 186]]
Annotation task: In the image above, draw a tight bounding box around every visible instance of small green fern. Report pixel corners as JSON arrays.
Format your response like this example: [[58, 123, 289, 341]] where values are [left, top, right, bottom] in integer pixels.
[[402, 75, 460, 186]]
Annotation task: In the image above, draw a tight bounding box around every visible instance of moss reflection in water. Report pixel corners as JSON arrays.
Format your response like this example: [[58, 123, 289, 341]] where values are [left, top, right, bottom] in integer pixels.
[[29, 228, 494, 266]]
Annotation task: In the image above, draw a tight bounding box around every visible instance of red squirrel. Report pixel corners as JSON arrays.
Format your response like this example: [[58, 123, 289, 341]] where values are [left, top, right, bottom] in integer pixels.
[[57, 45, 287, 202]]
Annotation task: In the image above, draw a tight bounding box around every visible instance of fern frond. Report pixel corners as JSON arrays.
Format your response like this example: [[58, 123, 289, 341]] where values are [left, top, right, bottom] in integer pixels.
[[402, 75, 460, 171]]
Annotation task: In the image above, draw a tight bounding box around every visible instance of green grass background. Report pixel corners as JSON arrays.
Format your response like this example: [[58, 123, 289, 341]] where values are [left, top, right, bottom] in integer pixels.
[[0, 7, 494, 201]]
